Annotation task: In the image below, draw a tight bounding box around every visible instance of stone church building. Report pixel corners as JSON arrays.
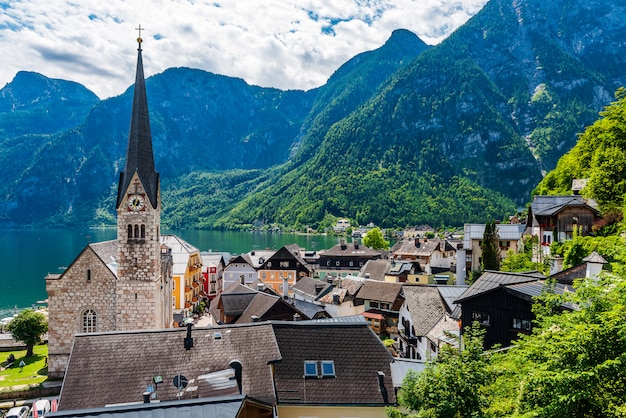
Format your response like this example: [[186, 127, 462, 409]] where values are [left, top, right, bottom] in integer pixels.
[[46, 36, 174, 378]]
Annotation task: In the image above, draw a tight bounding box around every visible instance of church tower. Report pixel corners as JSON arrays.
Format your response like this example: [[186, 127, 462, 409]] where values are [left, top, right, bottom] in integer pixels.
[[115, 32, 168, 329]]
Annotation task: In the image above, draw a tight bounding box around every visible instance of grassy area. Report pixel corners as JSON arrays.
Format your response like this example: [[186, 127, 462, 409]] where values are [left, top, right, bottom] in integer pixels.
[[0, 344, 48, 390]]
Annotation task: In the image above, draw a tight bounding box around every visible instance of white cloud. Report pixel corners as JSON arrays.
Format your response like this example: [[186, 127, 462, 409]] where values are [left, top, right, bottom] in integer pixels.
[[0, 0, 488, 99]]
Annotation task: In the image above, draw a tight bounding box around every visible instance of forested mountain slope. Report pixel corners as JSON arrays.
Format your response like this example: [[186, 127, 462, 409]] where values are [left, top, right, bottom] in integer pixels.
[[1, 0, 625, 229]]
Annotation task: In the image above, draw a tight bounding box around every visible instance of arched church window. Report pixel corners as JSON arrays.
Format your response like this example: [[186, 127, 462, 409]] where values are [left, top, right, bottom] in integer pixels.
[[134, 224, 139, 238], [141, 225, 146, 239], [127, 225, 133, 239], [82, 309, 97, 333]]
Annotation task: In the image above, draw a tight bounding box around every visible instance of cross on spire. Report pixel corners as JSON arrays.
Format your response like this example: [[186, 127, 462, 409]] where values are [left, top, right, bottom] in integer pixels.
[[135, 24, 145, 44]]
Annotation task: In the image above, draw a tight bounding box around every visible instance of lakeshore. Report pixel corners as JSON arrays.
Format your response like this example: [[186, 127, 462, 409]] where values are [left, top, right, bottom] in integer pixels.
[[0, 228, 343, 314]]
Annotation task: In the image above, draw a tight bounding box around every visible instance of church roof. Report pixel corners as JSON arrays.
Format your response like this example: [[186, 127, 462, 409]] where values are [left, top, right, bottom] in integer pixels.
[[117, 38, 159, 209]]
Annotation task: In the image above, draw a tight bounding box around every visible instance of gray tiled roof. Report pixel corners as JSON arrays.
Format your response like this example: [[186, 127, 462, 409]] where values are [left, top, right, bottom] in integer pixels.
[[48, 395, 266, 418], [59, 324, 281, 411], [455, 271, 545, 303], [530, 195, 598, 216], [292, 276, 332, 298], [90, 240, 118, 275], [436, 285, 468, 313], [271, 321, 395, 405], [360, 259, 393, 281], [221, 292, 257, 317], [401, 286, 446, 335]]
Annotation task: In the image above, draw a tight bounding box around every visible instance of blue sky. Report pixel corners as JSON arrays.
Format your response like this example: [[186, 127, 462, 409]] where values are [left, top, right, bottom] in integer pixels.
[[0, 0, 488, 99]]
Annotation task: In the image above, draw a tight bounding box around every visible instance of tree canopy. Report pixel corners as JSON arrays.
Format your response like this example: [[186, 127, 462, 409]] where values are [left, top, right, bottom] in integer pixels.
[[363, 227, 389, 250], [7, 309, 48, 357]]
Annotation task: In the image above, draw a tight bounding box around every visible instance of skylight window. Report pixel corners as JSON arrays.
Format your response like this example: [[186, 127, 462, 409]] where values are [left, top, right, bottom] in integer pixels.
[[320, 360, 335, 377], [304, 361, 318, 377]]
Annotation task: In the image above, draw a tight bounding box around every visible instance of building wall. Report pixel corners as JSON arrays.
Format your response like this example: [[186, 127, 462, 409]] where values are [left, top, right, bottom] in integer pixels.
[[46, 248, 117, 378], [278, 405, 388, 418]]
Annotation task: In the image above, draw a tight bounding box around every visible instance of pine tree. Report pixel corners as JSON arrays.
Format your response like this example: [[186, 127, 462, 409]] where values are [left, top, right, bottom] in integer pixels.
[[481, 221, 500, 270]]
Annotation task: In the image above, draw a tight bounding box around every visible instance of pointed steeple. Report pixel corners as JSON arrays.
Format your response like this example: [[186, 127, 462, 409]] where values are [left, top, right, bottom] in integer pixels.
[[116, 33, 159, 209]]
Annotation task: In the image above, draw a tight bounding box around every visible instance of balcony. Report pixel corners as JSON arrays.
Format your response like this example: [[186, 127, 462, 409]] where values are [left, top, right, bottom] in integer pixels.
[[399, 328, 417, 345]]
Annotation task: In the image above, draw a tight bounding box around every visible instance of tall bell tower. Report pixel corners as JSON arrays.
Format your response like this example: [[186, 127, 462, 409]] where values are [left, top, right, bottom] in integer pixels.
[[115, 29, 169, 330]]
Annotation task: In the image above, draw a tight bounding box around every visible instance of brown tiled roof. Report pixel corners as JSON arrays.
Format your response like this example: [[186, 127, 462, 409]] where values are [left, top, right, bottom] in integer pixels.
[[59, 324, 281, 411], [271, 322, 395, 405], [356, 280, 403, 303]]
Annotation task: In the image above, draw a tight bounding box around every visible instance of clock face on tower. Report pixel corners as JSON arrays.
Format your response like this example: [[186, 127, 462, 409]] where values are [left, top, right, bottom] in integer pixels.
[[127, 194, 145, 211]]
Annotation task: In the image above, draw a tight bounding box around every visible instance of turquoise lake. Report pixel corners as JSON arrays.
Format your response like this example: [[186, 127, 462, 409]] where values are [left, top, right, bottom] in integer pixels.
[[0, 228, 342, 318]]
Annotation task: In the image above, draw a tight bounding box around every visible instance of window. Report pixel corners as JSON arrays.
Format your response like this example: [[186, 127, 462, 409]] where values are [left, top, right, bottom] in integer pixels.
[[134, 224, 139, 239], [320, 361, 335, 377], [349, 261, 353, 267], [86, 269, 91, 282], [304, 361, 318, 377], [430, 341, 437, 352], [336, 261, 340, 266], [141, 225, 146, 239], [127, 225, 133, 239], [512, 318, 532, 332], [472, 311, 490, 326], [370, 301, 379, 308], [82, 309, 97, 333], [280, 261, 289, 268]]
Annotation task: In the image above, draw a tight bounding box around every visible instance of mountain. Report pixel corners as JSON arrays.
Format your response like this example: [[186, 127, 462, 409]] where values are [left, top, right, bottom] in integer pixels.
[[213, 0, 626, 229], [0, 0, 625, 229]]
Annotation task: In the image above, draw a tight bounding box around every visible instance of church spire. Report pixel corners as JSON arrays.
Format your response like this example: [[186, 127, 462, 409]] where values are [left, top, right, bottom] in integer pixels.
[[116, 28, 159, 209]]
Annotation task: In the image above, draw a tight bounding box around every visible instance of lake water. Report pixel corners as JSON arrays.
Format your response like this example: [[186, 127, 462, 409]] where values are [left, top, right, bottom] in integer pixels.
[[0, 228, 342, 318]]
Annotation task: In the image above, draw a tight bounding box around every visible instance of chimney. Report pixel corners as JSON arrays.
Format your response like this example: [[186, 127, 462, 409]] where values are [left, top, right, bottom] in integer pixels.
[[143, 392, 151, 404], [354, 239, 359, 249], [184, 323, 193, 350], [293, 313, 301, 321], [340, 239, 347, 250], [550, 256, 564, 276], [377, 371, 389, 404], [251, 315, 260, 322], [314, 283, 324, 294], [282, 277, 289, 298], [229, 360, 243, 394]]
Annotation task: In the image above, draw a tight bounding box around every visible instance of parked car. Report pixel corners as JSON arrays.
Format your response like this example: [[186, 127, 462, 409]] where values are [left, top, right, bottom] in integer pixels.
[[5, 406, 29, 418], [29, 400, 51, 418]]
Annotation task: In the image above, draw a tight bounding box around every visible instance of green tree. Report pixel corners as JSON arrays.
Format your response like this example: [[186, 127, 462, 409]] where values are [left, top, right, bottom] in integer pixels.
[[481, 221, 500, 270], [363, 227, 389, 250], [389, 323, 492, 418], [7, 309, 48, 357], [486, 274, 626, 417]]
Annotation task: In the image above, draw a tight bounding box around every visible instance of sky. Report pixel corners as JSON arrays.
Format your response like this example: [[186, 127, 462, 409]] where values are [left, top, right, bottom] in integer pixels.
[[0, 0, 488, 99]]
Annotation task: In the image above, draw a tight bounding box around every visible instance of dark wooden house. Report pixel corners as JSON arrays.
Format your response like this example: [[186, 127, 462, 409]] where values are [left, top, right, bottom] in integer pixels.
[[454, 271, 573, 348]]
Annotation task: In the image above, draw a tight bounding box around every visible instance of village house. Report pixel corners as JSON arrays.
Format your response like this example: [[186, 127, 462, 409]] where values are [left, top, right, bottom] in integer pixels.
[[201, 251, 228, 301], [316, 276, 366, 318], [162, 235, 203, 320], [456, 223, 525, 280], [360, 259, 419, 282], [56, 321, 396, 417], [355, 280, 404, 338], [391, 237, 456, 275], [317, 239, 382, 279], [222, 249, 275, 289], [397, 285, 466, 360], [526, 194, 600, 256], [257, 244, 312, 296]]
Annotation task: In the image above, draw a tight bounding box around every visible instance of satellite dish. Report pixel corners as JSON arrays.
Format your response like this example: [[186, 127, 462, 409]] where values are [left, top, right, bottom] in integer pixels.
[[173, 374, 188, 390]]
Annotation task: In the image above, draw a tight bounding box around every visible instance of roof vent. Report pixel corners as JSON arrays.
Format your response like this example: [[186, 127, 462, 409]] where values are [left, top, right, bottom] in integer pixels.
[[214, 331, 222, 340]]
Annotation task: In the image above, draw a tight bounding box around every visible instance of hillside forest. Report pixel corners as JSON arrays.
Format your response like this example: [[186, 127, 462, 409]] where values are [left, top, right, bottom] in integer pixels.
[[387, 87, 626, 417]]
